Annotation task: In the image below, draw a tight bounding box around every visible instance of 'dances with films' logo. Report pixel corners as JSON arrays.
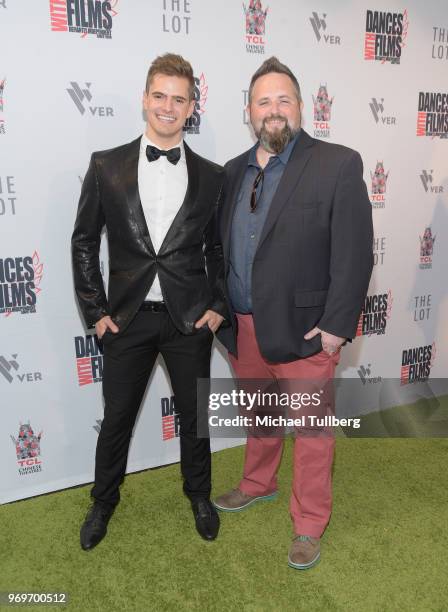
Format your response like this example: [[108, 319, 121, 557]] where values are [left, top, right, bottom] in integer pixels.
[[416, 92, 448, 138], [49, 0, 118, 39], [74, 334, 104, 386], [312, 84, 333, 139], [243, 0, 268, 54], [356, 290, 393, 337], [10, 422, 43, 476], [161, 395, 180, 441], [364, 9, 409, 64], [370, 161, 389, 209], [0, 253, 44, 316], [183, 74, 207, 135], [419, 227, 436, 270], [401, 343, 435, 385]]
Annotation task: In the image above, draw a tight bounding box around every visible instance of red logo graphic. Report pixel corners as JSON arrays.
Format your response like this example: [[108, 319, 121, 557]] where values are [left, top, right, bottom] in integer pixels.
[[49, 0, 119, 39], [401, 343, 435, 385], [10, 422, 43, 475], [364, 9, 409, 64], [1, 251, 44, 317], [74, 335, 103, 386], [356, 290, 393, 337], [416, 92, 448, 138], [0, 77, 6, 134], [419, 226, 436, 270], [161, 396, 180, 441]]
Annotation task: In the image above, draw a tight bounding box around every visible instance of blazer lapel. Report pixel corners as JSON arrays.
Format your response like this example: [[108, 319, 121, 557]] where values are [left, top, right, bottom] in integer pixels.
[[123, 137, 155, 254], [158, 141, 199, 255], [256, 130, 314, 253], [222, 151, 250, 259]]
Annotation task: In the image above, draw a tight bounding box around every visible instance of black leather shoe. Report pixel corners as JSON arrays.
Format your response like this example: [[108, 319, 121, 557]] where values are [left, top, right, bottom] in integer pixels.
[[191, 498, 220, 541], [80, 502, 115, 551]]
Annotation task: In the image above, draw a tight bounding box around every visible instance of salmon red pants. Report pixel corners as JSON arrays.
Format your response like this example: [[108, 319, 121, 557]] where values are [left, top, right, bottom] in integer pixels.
[[228, 314, 340, 538]]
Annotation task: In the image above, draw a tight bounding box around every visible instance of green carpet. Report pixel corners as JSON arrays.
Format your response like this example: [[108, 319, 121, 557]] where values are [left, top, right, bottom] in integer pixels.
[[1, 439, 447, 612]]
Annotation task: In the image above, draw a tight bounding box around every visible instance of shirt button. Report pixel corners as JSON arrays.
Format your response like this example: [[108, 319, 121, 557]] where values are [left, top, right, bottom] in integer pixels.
[[250, 233, 255, 239]]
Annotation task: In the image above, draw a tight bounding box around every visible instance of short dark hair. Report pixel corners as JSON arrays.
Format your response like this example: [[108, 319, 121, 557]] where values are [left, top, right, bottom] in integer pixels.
[[145, 53, 195, 100], [248, 56, 302, 103]]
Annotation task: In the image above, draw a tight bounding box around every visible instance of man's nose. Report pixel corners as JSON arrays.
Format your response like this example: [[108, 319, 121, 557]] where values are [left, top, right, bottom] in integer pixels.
[[163, 97, 174, 112]]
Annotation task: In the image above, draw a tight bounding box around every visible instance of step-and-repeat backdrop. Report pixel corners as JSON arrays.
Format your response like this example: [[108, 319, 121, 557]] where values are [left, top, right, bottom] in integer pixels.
[[1, 0, 447, 503]]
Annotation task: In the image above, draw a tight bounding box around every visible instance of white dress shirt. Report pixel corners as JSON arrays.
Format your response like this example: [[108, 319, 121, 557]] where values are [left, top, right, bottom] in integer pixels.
[[138, 133, 188, 301]]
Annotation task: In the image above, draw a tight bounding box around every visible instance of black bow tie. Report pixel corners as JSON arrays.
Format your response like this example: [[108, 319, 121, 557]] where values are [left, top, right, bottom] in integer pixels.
[[146, 145, 181, 165]]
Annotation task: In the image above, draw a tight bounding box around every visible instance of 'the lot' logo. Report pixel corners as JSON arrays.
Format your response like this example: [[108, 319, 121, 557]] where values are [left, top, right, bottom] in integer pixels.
[[364, 9, 409, 64], [431, 26, 448, 60], [0, 77, 6, 135], [0, 353, 42, 384], [67, 82, 114, 117], [312, 84, 333, 138], [0, 253, 44, 316], [420, 170, 443, 194], [416, 92, 448, 138], [369, 98, 396, 125], [74, 334, 104, 386], [162, 0, 191, 34], [419, 227, 436, 270], [413, 294, 432, 322], [309, 12, 341, 45], [161, 395, 180, 441], [49, 0, 118, 39], [373, 236, 386, 265], [244, 0, 268, 54], [183, 74, 206, 135], [0, 175, 17, 216], [370, 161, 389, 208], [356, 290, 393, 337], [10, 422, 43, 475], [401, 343, 435, 385]]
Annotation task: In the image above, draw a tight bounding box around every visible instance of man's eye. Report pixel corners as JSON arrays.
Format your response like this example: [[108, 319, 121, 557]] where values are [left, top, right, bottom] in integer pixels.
[[175, 98, 185, 104]]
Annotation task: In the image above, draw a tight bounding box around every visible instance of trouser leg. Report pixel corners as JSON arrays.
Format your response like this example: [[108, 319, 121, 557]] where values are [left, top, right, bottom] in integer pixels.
[[92, 312, 159, 505]]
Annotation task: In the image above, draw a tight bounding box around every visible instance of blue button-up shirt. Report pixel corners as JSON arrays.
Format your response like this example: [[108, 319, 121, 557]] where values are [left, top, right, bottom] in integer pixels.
[[228, 133, 299, 313]]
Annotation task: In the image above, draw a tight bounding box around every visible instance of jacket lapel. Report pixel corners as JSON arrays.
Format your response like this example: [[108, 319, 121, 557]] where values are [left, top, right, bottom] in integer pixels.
[[158, 140, 199, 255], [256, 130, 314, 254], [123, 136, 155, 254], [222, 151, 250, 259]]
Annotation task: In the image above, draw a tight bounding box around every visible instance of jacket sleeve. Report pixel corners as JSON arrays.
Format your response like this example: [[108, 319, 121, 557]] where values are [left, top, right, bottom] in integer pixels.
[[203, 180, 230, 320], [318, 150, 374, 339], [71, 154, 109, 328]]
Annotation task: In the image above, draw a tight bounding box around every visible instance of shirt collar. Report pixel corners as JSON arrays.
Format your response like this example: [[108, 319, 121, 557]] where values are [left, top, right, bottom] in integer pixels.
[[248, 129, 301, 168], [140, 133, 185, 162]]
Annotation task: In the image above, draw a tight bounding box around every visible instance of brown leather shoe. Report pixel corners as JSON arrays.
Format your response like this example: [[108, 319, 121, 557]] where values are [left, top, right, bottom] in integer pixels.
[[213, 488, 278, 512], [288, 535, 321, 570]]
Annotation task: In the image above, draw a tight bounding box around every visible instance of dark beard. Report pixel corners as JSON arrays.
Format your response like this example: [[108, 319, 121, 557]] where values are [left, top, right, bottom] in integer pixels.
[[256, 115, 298, 154]]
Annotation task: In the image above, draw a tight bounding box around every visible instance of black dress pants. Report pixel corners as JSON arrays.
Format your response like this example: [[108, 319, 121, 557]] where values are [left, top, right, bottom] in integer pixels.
[[91, 310, 213, 506]]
